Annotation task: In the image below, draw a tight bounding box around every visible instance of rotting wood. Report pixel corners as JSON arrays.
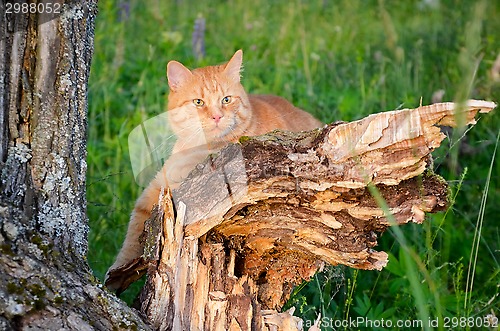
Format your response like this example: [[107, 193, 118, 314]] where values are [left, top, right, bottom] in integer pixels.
[[106, 99, 496, 331]]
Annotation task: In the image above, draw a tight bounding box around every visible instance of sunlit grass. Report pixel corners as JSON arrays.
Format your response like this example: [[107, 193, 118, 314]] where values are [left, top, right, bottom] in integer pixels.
[[88, 0, 500, 327]]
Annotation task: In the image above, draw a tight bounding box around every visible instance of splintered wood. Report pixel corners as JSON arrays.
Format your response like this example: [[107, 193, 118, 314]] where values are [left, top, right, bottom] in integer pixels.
[[106, 100, 496, 331]]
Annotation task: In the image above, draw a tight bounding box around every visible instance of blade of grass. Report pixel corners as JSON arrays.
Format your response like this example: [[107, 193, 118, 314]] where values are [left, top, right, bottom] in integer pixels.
[[431, 168, 467, 246], [464, 129, 499, 315], [368, 183, 443, 331]]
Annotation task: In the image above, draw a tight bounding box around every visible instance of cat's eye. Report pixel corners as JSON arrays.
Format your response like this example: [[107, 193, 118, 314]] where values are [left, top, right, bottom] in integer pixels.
[[221, 96, 232, 104], [193, 99, 205, 107]]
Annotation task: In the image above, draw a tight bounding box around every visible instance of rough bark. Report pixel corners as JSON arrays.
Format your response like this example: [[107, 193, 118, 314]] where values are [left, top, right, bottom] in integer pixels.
[[0, 1, 150, 330], [106, 100, 496, 330]]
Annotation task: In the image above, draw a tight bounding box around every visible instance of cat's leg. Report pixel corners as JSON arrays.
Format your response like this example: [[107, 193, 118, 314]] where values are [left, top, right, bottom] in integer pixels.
[[105, 168, 168, 289], [105, 144, 210, 289], [165, 143, 211, 186]]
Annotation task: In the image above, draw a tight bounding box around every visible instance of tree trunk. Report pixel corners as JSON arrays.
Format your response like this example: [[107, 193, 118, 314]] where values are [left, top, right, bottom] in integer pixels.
[[0, 1, 150, 329], [106, 101, 496, 330]]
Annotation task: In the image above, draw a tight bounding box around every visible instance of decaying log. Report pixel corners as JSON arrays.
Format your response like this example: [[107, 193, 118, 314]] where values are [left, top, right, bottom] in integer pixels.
[[106, 99, 496, 331]]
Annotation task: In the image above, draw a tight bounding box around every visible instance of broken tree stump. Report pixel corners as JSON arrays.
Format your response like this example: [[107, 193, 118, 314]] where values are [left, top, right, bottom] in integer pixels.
[[106, 100, 496, 331]]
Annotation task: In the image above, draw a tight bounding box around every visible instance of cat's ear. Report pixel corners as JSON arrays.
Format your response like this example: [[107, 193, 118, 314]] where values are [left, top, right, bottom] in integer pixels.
[[224, 50, 243, 83], [167, 61, 193, 91]]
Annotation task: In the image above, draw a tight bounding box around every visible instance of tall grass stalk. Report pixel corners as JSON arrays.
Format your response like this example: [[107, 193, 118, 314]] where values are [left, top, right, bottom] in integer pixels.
[[344, 269, 358, 323], [368, 184, 436, 331], [431, 169, 467, 246], [464, 129, 499, 315], [449, 0, 485, 178]]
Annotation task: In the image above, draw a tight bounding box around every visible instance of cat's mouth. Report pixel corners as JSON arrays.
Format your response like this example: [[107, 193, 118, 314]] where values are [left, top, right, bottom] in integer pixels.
[[207, 119, 237, 139], [212, 125, 234, 138]]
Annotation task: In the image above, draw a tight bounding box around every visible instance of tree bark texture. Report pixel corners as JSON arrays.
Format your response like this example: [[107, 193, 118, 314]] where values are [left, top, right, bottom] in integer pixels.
[[106, 100, 496, 330], [0, 1, 150, 330]]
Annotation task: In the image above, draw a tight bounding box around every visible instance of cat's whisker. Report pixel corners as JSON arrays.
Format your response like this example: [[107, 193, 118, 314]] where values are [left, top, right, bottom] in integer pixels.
[[176, 127, 206, 151]]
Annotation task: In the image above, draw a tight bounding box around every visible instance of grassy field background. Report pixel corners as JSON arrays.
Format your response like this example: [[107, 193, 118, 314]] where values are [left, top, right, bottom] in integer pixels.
[[88, 0, 499, 329]]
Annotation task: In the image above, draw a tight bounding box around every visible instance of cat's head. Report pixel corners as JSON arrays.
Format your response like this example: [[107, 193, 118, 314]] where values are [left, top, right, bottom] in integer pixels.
[[166, 50, 251, 144]]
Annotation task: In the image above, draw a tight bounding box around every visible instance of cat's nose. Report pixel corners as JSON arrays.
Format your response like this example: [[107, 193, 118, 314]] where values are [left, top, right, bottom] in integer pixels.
[[212, 113, 224, 123]]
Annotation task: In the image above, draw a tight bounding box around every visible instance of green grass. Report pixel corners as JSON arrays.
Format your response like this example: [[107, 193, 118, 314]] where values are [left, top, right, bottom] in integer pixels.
[[88, 0, 500, 329]]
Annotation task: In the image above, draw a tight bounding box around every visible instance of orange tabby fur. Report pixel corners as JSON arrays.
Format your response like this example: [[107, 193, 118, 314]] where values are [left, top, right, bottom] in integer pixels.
[[106, 50, 322, 288]]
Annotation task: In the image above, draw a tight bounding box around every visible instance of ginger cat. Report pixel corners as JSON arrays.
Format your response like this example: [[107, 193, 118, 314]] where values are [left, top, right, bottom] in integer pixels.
[[106, 50, 322, 289]]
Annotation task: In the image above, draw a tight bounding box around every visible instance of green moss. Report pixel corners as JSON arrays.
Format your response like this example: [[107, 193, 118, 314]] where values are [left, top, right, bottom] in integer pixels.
[[28, 283, 46, 298], [118, 321, 138, 331], [54, 295, 64, 304], [39, 244, 51, 254], [0, 243, 14, 256], [30, 234, 53, 256], [238, 135, 251, 144], [94, 292, 109, 307], [41, 277, 53, 291], [31, 235, 43, 245], [88, 273, 100, 285], [51, 249, 60, 259], [33, 298, 46, 310], [6, 282, 24, 295]]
